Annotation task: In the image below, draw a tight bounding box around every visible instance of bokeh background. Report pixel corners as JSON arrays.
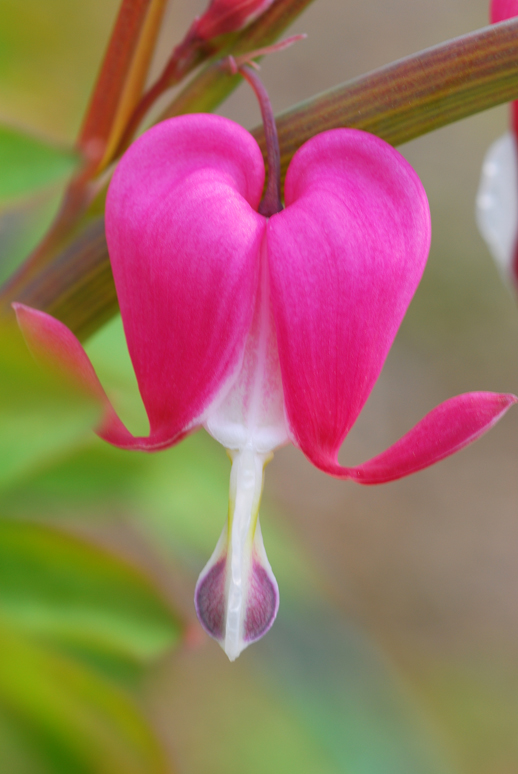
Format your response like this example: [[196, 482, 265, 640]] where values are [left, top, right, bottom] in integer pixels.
[[1, 0, 518, 772]]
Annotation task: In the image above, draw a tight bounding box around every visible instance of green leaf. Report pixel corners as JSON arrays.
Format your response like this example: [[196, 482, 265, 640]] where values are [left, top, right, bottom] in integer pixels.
[[0, 188, 62, 284], [407, 658, 518, 774], [0, 124, 79, 203], [0, 620, 169, 774], [255, 600, 459, 774], [0, 520, 181, 666], [160, 640, 338, 774], [160, 599, 461, 774]]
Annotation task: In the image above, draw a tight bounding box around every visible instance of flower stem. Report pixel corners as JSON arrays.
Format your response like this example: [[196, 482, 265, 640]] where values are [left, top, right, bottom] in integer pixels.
[[239, 64, 283, 216]]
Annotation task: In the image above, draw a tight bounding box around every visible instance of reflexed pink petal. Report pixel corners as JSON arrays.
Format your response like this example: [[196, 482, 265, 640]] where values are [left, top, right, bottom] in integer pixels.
[[314, 392, 517, 483], [490, 0, 518, 23], [267, 128, 431, 467], [13, 303, 142, 448], [106, 114, 266, 447]]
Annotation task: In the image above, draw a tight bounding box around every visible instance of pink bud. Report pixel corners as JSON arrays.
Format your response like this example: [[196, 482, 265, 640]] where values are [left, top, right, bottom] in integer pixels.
[[193, 0, 275, 41]]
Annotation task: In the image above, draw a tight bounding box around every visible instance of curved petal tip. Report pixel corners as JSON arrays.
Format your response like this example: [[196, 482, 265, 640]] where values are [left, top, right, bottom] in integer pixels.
[[309, 392, 517, 484], [13, 303, 140, 449]]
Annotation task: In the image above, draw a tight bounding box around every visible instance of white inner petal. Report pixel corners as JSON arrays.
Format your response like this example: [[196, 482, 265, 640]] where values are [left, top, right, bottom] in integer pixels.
[[197, 237, 286, 659], [476, 132, 518, 279], [225, 448, 278, 660], [204, 236, 289, 454], [194, 448, 279, 661]]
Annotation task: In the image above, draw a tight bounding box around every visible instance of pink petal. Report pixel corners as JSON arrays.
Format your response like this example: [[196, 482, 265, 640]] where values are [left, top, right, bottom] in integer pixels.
[[13, 303, 148, 450], [106, 114, 266, 448], [316, 392, 517, 484], [267, 128, 431, 467], [490, 0, 518, 23]]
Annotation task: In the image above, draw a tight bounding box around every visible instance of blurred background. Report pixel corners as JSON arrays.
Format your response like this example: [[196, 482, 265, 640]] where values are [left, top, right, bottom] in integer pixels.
[[1, 0, 518, 772]]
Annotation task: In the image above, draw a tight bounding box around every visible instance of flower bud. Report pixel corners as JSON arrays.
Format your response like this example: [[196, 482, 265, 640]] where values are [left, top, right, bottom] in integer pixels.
[[193, 0, 276, 41]]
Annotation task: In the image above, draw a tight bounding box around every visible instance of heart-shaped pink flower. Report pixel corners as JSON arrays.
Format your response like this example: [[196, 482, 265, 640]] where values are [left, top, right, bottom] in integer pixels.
[[15, 114, 516, 659]]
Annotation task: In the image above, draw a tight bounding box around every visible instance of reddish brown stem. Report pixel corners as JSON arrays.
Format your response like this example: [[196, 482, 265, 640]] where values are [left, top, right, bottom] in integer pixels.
[[78, 0, 153, 152], [239, 65, 282, 216]]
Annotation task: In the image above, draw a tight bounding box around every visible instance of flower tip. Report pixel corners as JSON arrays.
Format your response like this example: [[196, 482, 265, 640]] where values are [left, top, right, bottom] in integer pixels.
[[501, 392, 518, 410], [195, 537, 279, 661], [12, 301, 32, 325], [195, 450, 279, 661]]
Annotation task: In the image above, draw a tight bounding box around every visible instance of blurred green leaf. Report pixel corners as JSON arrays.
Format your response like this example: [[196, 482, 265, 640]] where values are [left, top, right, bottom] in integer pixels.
[[0, 707, 44, 774], [0, 619, 169, 774], [410, 659, 518, 774], [160, 642, 338, 774], [255, 601, 459, 774], [0, 125, 79, 203], [161, 605, 460, 774], [0, 188, 62, 284], [0, 520, 181, 666], [0, 327, 100, 490], [0, 122, 78, 284], [0, 0, 121, 139]]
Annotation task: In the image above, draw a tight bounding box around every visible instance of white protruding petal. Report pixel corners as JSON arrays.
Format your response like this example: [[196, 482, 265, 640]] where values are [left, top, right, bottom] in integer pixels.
[[194, 449, 279, 660], [476, 132, 518, 280], [205, 236, 289, 454], [199, 236, 285, 659]]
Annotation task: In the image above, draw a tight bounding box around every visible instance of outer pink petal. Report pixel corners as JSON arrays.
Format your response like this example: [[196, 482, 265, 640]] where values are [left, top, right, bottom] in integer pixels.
[[267, 128, 431, 467], [106, 114, 266, 447], [316, 392, 517, 484], [491, 0, 518, 23], [13, 303, 150, 450]]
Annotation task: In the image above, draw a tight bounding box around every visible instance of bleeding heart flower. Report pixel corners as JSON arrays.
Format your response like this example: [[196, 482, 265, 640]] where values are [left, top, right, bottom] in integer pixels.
[[193, 0, 275, 41], [476, 0, 518, 285], [15, 113, 516, 660]]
